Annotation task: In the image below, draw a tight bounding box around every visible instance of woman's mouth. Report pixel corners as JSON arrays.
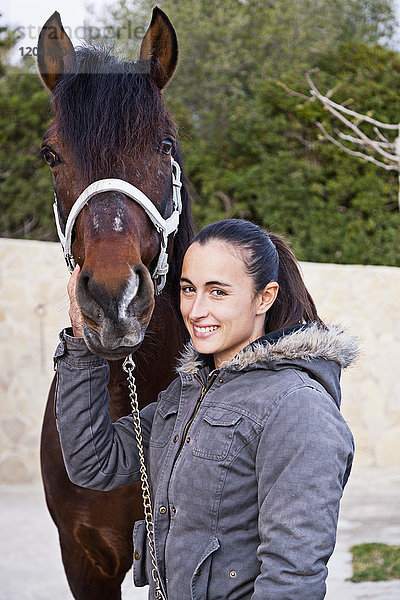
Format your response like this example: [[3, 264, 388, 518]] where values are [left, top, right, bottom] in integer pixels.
[[192, 324, 220, 338]]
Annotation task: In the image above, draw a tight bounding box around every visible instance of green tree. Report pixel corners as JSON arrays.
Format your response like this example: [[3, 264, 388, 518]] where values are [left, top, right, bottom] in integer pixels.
[[107, 0, 399, 265], [0, 58, 54, 239], [0, 13, 22, 75], [2, 1, 400, 265], [181, 42, 400, 265]]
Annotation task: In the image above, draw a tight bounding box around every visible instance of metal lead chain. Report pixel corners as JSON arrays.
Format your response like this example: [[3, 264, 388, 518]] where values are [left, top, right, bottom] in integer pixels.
[[122, 354, 167, 600]]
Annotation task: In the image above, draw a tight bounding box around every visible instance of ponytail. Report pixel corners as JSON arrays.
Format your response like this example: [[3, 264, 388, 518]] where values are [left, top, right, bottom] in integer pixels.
[[266, 233, 324, 333]]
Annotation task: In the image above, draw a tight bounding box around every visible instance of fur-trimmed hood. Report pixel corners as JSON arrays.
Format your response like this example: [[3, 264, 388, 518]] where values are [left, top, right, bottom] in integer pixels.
[[177, 323, 358, 374], [176, 323, 359, 408]]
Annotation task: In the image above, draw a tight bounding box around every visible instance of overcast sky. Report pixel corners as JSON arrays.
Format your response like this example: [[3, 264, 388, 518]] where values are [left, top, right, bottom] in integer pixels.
[[3, 0, 400, 57], [3, 0, 111, 47]]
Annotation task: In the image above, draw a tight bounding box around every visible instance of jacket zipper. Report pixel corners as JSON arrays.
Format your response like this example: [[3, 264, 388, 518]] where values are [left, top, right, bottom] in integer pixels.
[[164, 370, 219, 589], [174, 371, 218, 461]]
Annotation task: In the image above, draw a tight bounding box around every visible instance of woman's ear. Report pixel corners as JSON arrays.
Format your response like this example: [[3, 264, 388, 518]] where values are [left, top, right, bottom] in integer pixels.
[[256, 282, 279, 315]]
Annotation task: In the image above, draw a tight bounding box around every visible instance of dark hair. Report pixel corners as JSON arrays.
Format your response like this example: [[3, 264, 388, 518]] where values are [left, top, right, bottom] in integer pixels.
[[192, 219, 324, 333]]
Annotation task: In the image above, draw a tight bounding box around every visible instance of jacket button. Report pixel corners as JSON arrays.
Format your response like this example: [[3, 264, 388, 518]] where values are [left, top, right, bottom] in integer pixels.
[[134, 551, 141, 560], [159, 506, 167, 514], [196, 568, 201, 576], [218, 377, 224, 383], [229, 570, 237, 578], [173, 435, 179, 443], [171, 505, 176, 513], [186, 437, 191, 443]]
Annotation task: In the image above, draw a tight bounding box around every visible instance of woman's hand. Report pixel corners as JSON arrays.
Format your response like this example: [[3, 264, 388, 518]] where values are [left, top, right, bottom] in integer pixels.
[[67, 265, 84, 338]]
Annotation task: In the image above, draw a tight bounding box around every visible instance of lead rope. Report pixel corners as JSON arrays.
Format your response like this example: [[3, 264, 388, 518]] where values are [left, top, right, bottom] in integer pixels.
[[122, 354, 167, 600]]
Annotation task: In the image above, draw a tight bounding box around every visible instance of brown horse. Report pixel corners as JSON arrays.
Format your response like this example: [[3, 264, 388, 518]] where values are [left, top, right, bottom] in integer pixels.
[[37, 8, 193, 600]]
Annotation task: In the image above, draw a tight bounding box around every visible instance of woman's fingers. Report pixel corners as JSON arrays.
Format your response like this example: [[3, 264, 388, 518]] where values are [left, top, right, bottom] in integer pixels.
[[67, 265, 84, 338]]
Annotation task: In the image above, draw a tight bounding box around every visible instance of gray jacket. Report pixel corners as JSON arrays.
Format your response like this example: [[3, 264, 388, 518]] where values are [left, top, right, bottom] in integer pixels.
[[54, 323, 356, 600]]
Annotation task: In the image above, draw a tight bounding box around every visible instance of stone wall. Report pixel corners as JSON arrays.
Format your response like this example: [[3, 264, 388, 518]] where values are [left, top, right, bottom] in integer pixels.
[[0, 238, 399, 482], [302, 261, 400, 468], [0, 239, 69, 483]]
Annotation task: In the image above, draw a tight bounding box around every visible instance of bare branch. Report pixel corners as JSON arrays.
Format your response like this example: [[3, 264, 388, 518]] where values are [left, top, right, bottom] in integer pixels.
[[316, 122, 399, 171], [306, 71, 399, 131], [336, 130, 395, 150], [325, 82, 341, 99], [282, 70, 400, 209], [373, 127, 391, 144], [315, 97, 398, 162], [277, 81, 314, 102]]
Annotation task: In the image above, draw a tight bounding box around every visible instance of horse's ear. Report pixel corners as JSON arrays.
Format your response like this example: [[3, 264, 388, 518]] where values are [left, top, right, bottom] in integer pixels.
[[37, 12, 75, 92], [140, 6, 178, 90]]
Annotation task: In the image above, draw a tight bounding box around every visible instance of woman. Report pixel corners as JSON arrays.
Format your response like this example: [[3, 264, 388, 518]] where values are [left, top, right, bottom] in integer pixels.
[[55, 219, 356, 600]]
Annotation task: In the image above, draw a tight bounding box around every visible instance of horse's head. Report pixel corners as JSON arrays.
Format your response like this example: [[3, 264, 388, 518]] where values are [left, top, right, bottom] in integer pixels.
[[38, 8, 191, 360]]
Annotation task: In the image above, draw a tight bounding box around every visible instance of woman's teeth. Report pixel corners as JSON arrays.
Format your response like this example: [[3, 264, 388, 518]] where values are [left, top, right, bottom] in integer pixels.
[[194, 325, 219, 333]]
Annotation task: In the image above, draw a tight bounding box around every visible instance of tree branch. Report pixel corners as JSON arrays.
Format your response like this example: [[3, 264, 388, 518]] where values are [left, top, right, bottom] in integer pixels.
[[281, 70, 400, 209], [336, 129, 395, 151], [306, 71, 399, 131], [373, 127, 391, 144], [277, 80, 314, 102], [316, 122, 399, 171], [316, 98, 398, 162]]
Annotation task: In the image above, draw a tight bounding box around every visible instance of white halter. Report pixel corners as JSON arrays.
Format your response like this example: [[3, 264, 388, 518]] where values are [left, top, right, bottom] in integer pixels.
[[53, 157, 182, 294]]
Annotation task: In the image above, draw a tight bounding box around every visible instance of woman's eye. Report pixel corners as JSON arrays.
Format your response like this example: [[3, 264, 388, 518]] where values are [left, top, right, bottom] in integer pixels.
[[211, 289, 227, 297], [181, 286, 195, 294], [158, 139, 173, 155], [41, 148, 60, 167]]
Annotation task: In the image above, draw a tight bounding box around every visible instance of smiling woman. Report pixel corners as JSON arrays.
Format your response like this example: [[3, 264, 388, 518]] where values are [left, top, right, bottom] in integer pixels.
[[56, 217, 358, 600], [179, 240, 279, 366]]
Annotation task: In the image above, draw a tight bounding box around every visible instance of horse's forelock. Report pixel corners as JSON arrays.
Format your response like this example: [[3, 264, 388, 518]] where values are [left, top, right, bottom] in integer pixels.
[[52, 46, 175, 185]]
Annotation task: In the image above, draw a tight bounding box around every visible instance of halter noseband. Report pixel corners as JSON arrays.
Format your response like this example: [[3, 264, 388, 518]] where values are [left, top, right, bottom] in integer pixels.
[[53, 156, 182, 295]]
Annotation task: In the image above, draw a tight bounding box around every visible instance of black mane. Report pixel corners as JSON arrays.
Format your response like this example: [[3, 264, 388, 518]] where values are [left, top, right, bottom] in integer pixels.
[[53, 46, 174, 183]]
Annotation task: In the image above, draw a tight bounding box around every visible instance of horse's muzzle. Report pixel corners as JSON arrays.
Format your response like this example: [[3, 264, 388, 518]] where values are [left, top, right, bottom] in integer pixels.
[[82, 320, 146, 360]]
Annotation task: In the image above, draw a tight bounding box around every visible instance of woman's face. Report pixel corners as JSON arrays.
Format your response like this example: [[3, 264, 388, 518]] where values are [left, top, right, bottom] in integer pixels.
[[180, 241, 278, 368]]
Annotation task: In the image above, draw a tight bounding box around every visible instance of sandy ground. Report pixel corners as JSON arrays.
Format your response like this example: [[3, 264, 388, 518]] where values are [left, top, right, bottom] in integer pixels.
[[0, 465, 399, 600]]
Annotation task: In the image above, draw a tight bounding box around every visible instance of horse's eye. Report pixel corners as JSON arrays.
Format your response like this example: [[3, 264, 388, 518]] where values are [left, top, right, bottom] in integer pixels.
[[158, 139, 173, 155], [41, 148, 60, 167]]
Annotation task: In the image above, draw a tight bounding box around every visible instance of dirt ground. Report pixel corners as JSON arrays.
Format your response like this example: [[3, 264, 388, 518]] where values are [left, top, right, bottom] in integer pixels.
[[1, 465, 399, 600]]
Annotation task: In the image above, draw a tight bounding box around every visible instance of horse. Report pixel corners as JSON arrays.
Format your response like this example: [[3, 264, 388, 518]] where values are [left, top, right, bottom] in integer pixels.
[[37, 8, 193, 599]]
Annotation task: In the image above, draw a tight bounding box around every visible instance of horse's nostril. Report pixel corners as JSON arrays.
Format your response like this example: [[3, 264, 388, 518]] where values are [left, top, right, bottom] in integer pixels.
[[79, 273, 89, 289], [78, 271, 111, 320]]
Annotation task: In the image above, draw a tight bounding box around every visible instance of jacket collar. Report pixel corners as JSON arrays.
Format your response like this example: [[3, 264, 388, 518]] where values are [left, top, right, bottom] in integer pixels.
[[176, 322, 358, 375]]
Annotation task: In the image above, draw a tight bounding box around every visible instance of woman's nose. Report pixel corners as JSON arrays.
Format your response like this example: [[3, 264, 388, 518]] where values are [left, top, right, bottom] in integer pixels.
[[189, 293, 208, 320]]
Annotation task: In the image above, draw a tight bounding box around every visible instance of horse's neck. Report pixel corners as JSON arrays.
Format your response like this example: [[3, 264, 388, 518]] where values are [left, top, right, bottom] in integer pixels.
[[108, 286, 185, 420]]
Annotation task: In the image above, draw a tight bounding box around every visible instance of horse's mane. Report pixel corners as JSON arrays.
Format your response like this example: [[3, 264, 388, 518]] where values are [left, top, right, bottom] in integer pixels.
[[52, 45, 194, 310], [53, 46, 174, 183]]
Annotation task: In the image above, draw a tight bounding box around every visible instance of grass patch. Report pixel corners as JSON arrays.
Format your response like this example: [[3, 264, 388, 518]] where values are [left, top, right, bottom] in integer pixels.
[[350, 543, 400, 582]]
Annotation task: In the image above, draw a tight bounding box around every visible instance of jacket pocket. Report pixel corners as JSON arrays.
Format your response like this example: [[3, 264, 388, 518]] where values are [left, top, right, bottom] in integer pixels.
[[191, 537, 220, 600], [150, 397, 178, 448], [132, 519, 148, 587], [192, 408, 241, 460]]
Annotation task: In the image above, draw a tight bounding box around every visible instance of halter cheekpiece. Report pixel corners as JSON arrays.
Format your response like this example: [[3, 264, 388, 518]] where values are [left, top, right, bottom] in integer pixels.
[[53, 156, 182, 295]]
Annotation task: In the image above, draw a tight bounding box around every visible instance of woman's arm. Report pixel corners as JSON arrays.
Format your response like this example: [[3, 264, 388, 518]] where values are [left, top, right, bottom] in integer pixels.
[[252, 386, 354, 600], [54, 329, 157, 491]]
